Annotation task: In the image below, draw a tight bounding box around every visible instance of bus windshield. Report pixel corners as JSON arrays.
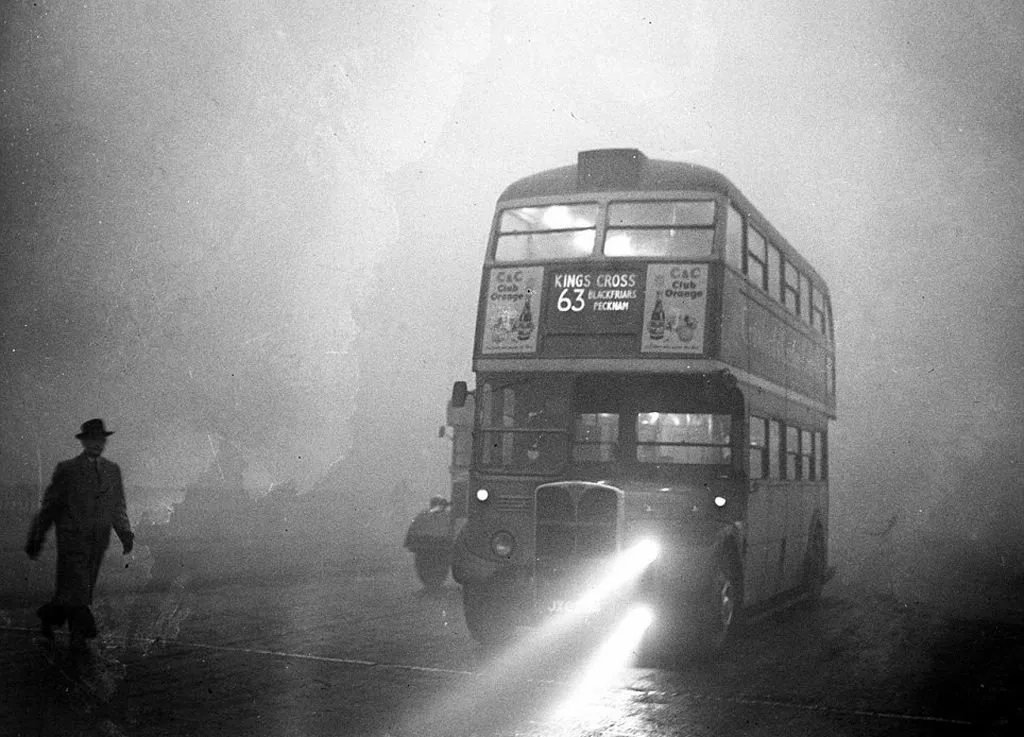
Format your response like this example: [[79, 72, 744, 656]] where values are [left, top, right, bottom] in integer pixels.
[[604, 200, 716, 258], [493, 199, 716, 262], [495, 204, 598, 261], [476, 374, 737, 475], [477, 375, 573, 474]]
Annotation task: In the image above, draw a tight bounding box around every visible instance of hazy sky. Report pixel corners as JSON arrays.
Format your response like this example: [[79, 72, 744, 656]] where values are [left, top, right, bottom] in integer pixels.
[[1, 1, 1021, 549]]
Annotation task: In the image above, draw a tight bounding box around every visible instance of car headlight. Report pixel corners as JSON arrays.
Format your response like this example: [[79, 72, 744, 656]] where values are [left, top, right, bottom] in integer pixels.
[[490, 530, 515, 558]]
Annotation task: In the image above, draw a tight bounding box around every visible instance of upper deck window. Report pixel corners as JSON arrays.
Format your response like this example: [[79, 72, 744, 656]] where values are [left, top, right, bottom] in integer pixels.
[[495, 204, 598, 261], [745, 226, 767, 291], [784, 261, 801, 315], [799, 273, 812, 323], [811, 288, 827, 336], [725, 205, 743, 271], [767, 242, 782, 301], [604, 200, 715, 258]]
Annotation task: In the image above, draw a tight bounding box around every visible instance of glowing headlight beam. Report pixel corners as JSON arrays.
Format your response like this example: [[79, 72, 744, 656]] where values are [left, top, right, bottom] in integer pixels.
[[423, 540, 661, 737], [574, 538, 660, 613], [551, 605, 654, 724], [459, 537, 661, 709]]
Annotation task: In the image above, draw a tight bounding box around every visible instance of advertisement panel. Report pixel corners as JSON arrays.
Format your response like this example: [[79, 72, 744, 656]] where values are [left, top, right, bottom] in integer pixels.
[[480, 266, 544, 354], [640, 263, 708, 354]]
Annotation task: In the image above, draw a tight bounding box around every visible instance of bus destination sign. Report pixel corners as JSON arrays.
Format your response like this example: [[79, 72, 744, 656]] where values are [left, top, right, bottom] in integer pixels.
[[640, 263, 708, 354], [544, 268, 643, 335], [480, 266, 543, 354]]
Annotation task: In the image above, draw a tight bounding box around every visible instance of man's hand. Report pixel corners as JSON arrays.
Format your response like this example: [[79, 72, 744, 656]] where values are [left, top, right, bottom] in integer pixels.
[[121, 531, 134, 555]]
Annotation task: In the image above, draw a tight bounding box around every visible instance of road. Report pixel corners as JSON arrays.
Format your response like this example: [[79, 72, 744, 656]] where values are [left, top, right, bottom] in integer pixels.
[[2, 543, 1021, 736]]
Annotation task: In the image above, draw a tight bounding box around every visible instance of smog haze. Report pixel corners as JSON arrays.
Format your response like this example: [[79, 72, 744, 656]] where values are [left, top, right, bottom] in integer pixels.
[[1, 0, 1022, 590]]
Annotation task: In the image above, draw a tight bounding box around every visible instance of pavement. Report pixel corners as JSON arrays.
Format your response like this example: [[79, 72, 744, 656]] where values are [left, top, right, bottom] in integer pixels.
[[2, 543, 1022, 737]]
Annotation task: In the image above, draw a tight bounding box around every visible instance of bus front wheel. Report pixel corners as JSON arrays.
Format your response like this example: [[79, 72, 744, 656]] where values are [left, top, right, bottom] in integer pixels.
[[462, 583, 514, 646], [695, 554, 742, 655]]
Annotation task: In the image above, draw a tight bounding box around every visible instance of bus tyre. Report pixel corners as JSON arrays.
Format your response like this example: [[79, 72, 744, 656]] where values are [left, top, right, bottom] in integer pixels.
[[803, 526, 827, 603], [413, 550, 450, 589], [462, 583, 513, 646], [695, 555, 741, 656]]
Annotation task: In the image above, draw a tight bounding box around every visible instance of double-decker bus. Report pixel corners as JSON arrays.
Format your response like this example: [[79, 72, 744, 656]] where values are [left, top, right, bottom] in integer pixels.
[[449, 149, 835, 652]]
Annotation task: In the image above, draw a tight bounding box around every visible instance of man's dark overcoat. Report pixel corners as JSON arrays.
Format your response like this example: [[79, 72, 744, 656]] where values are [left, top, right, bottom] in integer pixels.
[[27, 453, 132, 607]]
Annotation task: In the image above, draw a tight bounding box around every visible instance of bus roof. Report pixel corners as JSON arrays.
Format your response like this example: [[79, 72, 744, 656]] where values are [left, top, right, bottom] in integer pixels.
[[498, 150, 734, 202], [497, 149, 829, 292]]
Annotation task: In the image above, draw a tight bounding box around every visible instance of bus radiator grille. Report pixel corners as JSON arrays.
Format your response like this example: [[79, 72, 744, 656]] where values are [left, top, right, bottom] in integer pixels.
[[534, 483, 619, 562]]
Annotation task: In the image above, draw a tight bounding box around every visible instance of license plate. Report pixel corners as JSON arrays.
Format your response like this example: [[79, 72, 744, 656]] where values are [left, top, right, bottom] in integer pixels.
[[546, 597, 599, 616]]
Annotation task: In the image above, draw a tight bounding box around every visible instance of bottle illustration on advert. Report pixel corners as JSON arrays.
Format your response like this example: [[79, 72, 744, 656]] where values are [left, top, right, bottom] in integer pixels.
[[648, 291, 666, 340], [515, 292, 535, 341]]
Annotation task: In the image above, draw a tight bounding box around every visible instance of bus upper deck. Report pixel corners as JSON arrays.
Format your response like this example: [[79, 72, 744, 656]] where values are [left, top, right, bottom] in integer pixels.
[[474, 148, 835, 418]]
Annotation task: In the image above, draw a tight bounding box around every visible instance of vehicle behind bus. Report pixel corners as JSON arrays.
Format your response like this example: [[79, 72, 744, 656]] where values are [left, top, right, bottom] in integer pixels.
[[403, 396, 473, 588]]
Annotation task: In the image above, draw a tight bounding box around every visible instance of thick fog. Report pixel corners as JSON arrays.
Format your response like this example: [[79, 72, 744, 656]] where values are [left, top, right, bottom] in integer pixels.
[[2, 1, 1022, 590]]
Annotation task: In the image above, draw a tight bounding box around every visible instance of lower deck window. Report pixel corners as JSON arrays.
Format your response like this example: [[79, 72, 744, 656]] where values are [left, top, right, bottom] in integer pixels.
[[769, 420, 781, 479], [636, 412, 731, 465], [801, 429, 814, 480], [786, 426, 800, 479], [573, 413, 619, 462], [749, 416, 768, 479]]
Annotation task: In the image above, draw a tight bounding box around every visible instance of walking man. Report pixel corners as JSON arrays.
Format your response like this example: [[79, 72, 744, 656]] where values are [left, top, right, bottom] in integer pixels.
[[25, 419, 134, 655]]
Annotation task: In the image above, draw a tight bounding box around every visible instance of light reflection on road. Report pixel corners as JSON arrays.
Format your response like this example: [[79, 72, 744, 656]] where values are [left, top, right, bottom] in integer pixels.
[[549, 605, 654, 730]]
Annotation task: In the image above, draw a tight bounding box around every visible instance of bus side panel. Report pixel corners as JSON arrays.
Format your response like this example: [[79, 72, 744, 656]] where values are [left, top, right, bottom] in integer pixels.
[[783, 481, 814, 589], [794, 480, 830, 589], [789, 331, 829, 410], [744, 480, 788, 605], [722, 269, 833, 414], [746, 297, 791, 394]]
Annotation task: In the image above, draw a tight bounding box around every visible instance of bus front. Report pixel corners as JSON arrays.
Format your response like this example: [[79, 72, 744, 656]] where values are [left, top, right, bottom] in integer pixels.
[[450, 150, 748, 649]]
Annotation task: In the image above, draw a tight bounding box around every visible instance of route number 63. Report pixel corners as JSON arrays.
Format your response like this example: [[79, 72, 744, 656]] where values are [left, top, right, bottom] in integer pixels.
[[557, 288, 586, 312]]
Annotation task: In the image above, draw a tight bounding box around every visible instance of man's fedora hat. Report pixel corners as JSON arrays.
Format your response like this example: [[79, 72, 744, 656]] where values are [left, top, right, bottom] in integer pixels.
[[76, 419, 114, 438]]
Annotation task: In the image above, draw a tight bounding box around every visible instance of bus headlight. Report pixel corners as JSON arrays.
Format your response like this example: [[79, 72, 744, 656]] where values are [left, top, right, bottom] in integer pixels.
[[625, 538, 661, 569], [490, 531, 515, 558]]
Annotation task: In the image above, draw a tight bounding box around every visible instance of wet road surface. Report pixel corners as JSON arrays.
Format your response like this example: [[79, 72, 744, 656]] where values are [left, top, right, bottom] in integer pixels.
[[2, 545, 1021, 736]]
